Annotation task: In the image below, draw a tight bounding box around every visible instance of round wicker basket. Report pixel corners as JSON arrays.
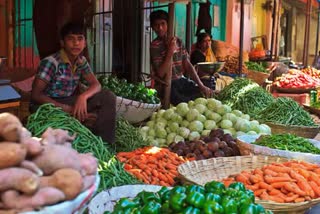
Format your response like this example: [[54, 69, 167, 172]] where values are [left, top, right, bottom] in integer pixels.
[[246, 70, 270, 85], [265, 122, 320, 139], [178, 155, 320, 214]]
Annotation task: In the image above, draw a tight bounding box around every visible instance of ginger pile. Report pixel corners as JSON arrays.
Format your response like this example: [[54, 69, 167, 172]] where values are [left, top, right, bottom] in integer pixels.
[[0, 113, 98, 213]]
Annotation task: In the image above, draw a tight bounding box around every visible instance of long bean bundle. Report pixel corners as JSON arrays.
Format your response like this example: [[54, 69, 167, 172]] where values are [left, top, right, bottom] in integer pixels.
[[26, 104, 141, 191], [114, 117, 149, 152], [254, 134, 320, 154], [216, 78, 259, 106], [232, 87, 274, 117], [256, 97, 315, 126]]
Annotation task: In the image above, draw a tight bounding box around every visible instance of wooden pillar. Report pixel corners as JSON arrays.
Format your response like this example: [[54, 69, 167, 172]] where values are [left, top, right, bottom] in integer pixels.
[[239, 0, 244, 75], [163, 3, 174, 109], [186, 2, 191, 53], [113, 0, 141, 82], [7, 0, 14, 67], [274, 0, 282, 61], [303, 0, 312, 66]]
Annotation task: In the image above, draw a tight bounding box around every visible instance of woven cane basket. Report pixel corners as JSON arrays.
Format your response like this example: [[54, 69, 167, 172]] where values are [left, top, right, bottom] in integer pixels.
[[246, 70, 270, 86], [178, 155, 320, 214], [265, 122, 320, 139]]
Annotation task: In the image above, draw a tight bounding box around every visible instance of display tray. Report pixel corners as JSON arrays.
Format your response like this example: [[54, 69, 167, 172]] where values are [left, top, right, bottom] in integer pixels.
[[265, 121, 320, 139], [273, 86, 315, 94], [236, 134, 320, 164], [304, 105, 320, 117]]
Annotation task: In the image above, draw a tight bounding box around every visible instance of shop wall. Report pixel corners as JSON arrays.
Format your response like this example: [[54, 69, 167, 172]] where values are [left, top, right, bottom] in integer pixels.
[[288, 3, 319, 65], [14, 0, 39, 68], [251, 0, 273, 49], [0, 0, 7, 57], [192, 0, 227, 42], [225, 0, 252, 52]]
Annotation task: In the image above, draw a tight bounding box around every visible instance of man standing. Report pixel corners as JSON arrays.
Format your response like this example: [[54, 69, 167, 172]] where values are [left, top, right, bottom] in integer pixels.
[[150, 10, 213, 106]]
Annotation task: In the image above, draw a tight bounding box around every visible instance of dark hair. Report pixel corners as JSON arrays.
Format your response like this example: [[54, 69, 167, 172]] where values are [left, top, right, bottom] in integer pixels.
[[60, 22, 86, 39], [197, 32, 212, 44], [150, 10, 169, 26], [196, 32, 212, 48]]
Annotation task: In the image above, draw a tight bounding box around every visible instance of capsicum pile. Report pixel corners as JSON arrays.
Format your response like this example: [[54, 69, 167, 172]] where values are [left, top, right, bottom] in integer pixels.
[[98, 75, 160, 104], [106, 181, 271, 214]]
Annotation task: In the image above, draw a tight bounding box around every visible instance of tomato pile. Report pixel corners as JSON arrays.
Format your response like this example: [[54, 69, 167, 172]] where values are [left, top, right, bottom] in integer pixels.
[[273, 69, 320, 89]]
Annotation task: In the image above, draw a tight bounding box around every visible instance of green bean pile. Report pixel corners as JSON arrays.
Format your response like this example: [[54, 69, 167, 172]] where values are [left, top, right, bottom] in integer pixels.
[[26, 104, 141, 192], [253, 134, 320, 154], [114, 117, 149, 152], [216, 78, 259, 106], [256, 97, 315, 126], [232, 87, 274, 117]]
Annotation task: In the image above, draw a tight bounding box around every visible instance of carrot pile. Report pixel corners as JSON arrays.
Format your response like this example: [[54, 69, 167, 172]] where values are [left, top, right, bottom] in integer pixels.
[[222, 160, 320, 203], [116, 146, 189, 186]]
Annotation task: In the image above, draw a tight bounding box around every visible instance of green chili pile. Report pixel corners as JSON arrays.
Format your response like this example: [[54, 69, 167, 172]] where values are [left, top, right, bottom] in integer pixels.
[[114, 117, 149, 152], [253, 134, 320, 154], [256, 97, 315, 126], [26, 104, 141, 192]]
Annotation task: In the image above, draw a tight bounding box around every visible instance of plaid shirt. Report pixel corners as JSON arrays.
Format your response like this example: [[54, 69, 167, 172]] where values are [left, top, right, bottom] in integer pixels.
[[36, 49, 92, 97], [150, 37, 188, 80]]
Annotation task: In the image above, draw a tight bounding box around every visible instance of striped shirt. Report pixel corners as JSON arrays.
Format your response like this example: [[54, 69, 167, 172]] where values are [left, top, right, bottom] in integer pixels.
[[36, 49, 92, 97], [150, 37, 188, 80]]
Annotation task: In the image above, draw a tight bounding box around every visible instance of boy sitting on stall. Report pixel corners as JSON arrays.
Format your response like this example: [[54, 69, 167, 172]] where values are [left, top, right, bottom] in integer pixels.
[[31, 22, 116, 144]]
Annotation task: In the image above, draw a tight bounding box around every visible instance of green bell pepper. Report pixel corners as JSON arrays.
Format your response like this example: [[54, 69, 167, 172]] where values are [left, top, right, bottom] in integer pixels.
[[158, 186, 171, 202], [140, 201, 161, 214], [237, 194, 254, 208], [204, 181, 226, 195], [113, 198, 139, 212], [186, 191, 205, 208], [203, 201, 224, 214], [171, 186, 186, 194], [228, 182, 246, 192], [186, 185, 205, 195], [222, 198, 238, 214], [169, 192, 187, 211], [181, 206, 201, 214], [205, 193, 221, 204], [136, 191, 161, 204], [239, 203, 258, 214], [160, 201, 172, 213]]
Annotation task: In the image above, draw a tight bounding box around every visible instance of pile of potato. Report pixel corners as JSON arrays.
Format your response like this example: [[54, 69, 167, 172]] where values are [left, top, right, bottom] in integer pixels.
[[0, 113, 98, 213]]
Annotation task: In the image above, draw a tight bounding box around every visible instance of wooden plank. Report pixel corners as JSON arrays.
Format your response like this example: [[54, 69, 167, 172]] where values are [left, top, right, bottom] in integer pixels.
[[0, 101, 20, 109]]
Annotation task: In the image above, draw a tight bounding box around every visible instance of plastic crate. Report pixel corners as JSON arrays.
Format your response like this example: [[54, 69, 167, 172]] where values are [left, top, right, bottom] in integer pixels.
[[272, 92, 310, 106]]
